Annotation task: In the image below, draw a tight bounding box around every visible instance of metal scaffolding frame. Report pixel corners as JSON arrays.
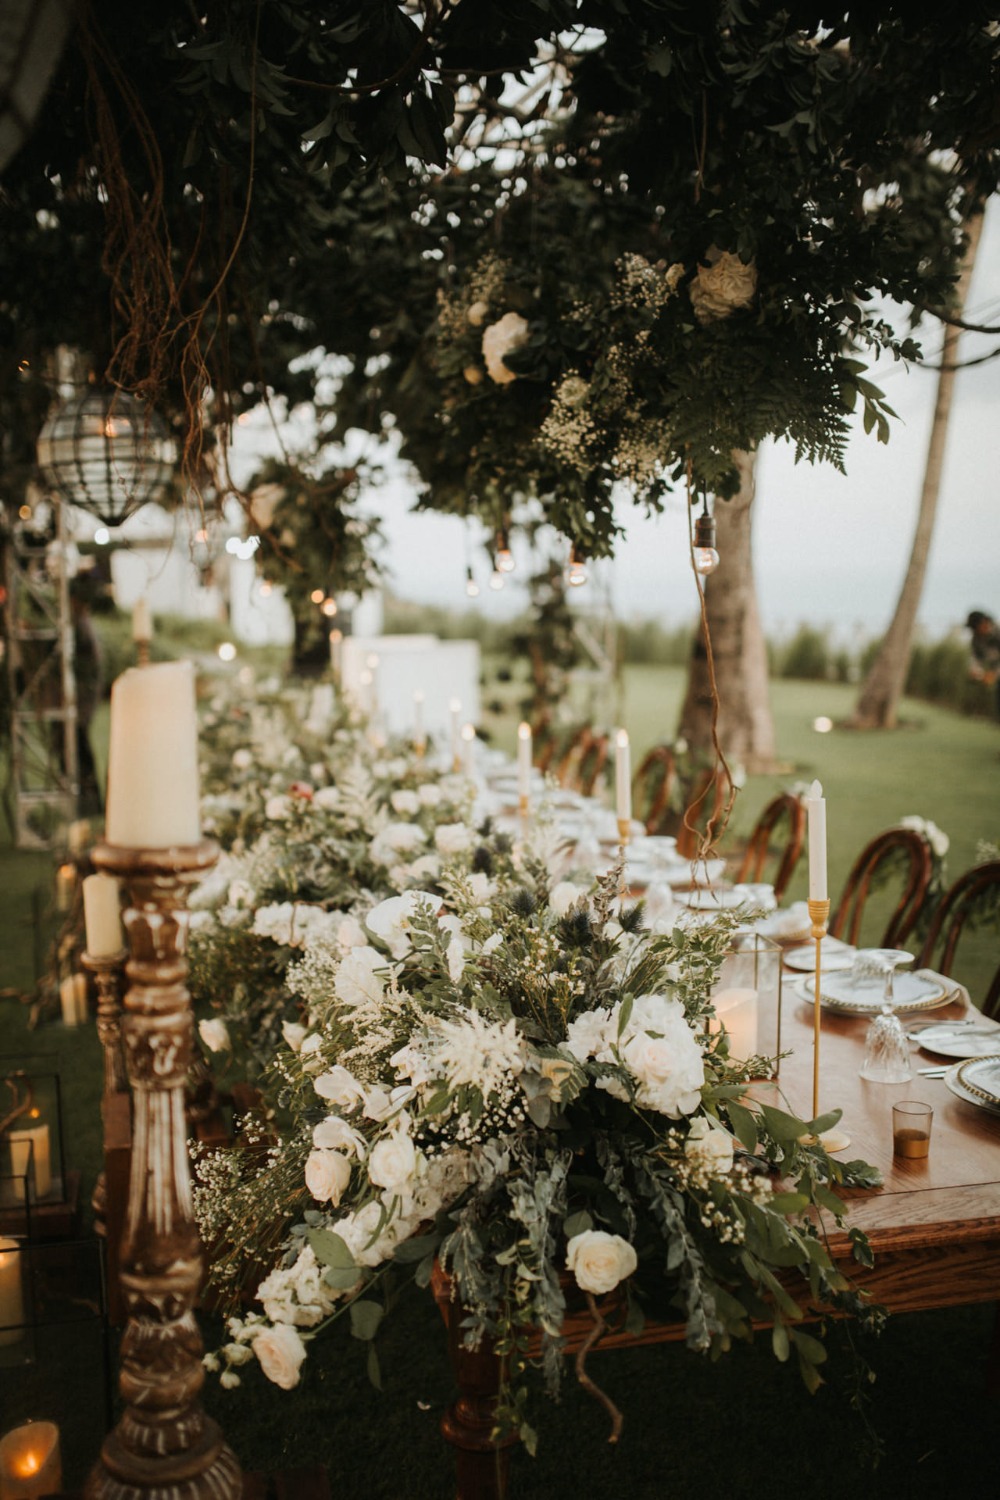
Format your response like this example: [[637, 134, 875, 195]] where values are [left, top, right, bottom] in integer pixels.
[[2, 498, 78, 848]]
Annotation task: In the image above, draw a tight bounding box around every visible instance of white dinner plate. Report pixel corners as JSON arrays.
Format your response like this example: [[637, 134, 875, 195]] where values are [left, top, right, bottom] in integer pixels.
[[783, 937, 856, 972], [795, 968, 952, 1015], [910, 1019, 1000, 1060], [944, 1058, 1000, 1116]]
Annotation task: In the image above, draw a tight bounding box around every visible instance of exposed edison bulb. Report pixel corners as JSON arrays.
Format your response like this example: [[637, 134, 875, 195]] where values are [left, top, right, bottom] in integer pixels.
[[465, 566, 480, 598], [495, 527, 515, 573], [321, 597, 338, 617], [489, 569, 504, 591], [692, 511, 720, 576], [566, 545, 587, 587], [310, 588, 324, 604]]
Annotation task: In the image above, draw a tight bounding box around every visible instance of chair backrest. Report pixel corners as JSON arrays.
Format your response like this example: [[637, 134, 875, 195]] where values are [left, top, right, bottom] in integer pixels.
[[830, 827, 933, 948], [555, 725, 605, 792], [576, 733, 610, 798], [675, 767, 730, 859], [531, 718, 560, 775], [632, 744, 677, 835], [736, 793, 806, 903], [917, 861, 1000, 1019]]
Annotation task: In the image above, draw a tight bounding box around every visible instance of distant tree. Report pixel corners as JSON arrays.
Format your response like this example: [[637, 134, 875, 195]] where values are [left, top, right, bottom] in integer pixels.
[[851, 210, 986, 729]]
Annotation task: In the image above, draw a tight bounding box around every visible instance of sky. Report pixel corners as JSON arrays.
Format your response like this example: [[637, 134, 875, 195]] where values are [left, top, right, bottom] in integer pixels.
[[233, 201, 1000, 645]]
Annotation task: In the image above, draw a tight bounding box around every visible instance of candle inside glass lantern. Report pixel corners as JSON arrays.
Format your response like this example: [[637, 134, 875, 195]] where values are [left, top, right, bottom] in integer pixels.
[[8, 1111, 51, 1200], [0, 1420, 63, 1497], [710, 987, 759, 1061], [0, 1237, 25, 1348]]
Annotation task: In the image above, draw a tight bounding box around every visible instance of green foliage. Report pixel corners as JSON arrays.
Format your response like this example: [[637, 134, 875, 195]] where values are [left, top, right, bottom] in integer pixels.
[[779, 626, 833, 683]]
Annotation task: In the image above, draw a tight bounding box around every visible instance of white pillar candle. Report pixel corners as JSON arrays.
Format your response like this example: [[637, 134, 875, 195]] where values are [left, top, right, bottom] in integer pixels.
[[804, 779, 827, 901], [0, 1239, 26, 1349], [131, 596, 152, 643], [59, 975, 79, 1028], [106, 661, 201, 848], [73, 972, 89, 1024], [615, 729, 632, 824], [461, 722, 476, 777], [329, 629, 343, 679], [83, 873, 123, 957], [0, 1420, 63, 1496], [449, 699, 462, 765], [8, 1117, 51, 1200], [711, 986, 759, 1060], [517, 722, 532, 802]]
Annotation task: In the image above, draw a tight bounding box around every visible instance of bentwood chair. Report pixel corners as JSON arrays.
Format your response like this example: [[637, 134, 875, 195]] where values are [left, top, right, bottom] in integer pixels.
[[734, 792, 806, 903], [632, 744, 677, 835], [917, 861, 1000, 1019], [556, 726, 609, 797], [830, 827, 934, 949], [531, 718, 560, 775]]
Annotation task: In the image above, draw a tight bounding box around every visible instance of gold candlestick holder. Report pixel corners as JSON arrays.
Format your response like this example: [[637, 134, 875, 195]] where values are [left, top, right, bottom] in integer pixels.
[[518, 793, 530, 823], [136, 639, 151, 667], [414, 737, 426, 761], [617, 817, 631, 846], [806, 897, 850, 1154], [81, 948, 129, 1097], [85, 840, 240, 1500]]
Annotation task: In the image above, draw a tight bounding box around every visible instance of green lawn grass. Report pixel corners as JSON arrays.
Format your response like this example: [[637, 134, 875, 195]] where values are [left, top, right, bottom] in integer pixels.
[[2, 666, 999, 1492]]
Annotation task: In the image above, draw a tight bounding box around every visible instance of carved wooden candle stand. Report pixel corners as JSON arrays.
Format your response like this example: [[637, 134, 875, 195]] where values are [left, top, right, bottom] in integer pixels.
[[81, 948, 129, 1098], [85, 840, 240, 1500]]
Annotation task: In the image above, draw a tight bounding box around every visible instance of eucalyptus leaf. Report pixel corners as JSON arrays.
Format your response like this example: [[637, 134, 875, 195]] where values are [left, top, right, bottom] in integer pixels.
[[349, 1299, 384, 1342], [308, 1228, 357, 1271]]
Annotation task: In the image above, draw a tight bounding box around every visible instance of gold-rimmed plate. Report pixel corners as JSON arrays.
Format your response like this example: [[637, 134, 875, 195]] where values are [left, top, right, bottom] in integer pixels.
[[795, 969, 953, 1016], [945, 1057, 1000, 1115]]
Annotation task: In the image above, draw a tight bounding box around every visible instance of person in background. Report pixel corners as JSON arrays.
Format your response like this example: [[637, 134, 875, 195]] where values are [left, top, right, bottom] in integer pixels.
[[965, 610, 1000, 720]]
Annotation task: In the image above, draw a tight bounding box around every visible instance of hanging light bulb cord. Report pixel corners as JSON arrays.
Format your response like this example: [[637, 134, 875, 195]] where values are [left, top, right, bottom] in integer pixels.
[[683, 460, 737, 858]]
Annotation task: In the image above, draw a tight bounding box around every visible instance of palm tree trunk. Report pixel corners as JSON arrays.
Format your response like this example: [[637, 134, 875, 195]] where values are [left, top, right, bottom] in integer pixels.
[[677, 449, 778, 772], [851, 210, 985, 729]]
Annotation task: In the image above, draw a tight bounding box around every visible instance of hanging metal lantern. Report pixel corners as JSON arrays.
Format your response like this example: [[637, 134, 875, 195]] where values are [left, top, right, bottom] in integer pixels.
[[36, 387, 176, 527]]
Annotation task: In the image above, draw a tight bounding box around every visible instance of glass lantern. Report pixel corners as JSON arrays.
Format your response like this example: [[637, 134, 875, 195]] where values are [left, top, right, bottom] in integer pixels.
[[1, 1062, 70, 1234], [709, 930, 783, 1079]]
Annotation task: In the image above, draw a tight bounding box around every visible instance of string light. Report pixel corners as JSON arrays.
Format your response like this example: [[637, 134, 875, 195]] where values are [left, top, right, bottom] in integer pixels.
[[566, 544, 588, 588], [321, 597, 337, 617], [310, 588, 324, 604], [692, 501, 720, 576], [465, 565, 480, 598], [489, 569, 504, 591], [495, 526, 515, 573]]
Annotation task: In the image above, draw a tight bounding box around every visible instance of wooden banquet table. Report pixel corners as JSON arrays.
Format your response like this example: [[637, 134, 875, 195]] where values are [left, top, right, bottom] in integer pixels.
[[433, 974, 1000, 1500]]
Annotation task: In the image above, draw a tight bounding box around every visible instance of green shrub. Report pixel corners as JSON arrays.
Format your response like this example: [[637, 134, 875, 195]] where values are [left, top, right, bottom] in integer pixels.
[[778, 625, 830, 681]]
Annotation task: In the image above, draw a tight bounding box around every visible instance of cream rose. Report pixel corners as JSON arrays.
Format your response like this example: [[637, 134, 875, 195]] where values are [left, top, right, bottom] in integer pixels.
[[390, 789, 420, 817], [566, 1230, 638, 1295], [304, 1149, 352, 1205], [253, 1323, 307, 1390], [684, 1117, 735, 1177], [435, 822, 475, 857], [368, 1129, 418, 1192], [198, 1018, 230, 1053], [688, 249, 758, 324], [482, 311, 530, 385]]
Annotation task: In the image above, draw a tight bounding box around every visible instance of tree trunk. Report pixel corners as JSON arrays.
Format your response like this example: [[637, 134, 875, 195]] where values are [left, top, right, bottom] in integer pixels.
[[677, 449, 778, 772], [851, 210, 985, 729]]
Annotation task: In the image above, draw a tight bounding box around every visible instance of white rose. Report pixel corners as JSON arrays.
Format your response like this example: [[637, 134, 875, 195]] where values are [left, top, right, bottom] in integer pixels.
[[370, 821, 427, 867], [418, 783, 443, 808], [617, 993, 705, 1118], [253, 1323, 306, 1390], [265, 795, 292, 821], [390, 789, 421, 817], [684, 1117, 735, 1176], [551, 881, 587, 917], [565, 1007, 615, 1064], [313, 1116, 366, 1156], [281, 1021, 307, 1052], [407, 854, 442, 883], [435, 822, 475, 856], [335, 946, 386, 1009], [305, 1148, 352, 1205], [467, 298, 490, 326], [314, 1065, 366, 1111], [198, 1018, 230, 1052], [566, 1230, 638, 1295], [366, 891, 439, 959], [368, 1129, 418, 1192], [232, 748, 253, 770], [313, 786, 339, 811], [481, 310, 530, 385]]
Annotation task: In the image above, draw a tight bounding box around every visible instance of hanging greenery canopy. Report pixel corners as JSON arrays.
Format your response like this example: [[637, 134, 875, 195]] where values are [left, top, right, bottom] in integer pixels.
[[1, 3, 997, 551]]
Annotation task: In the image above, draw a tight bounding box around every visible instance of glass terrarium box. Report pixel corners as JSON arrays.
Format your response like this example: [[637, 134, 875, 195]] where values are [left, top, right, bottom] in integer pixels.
[[0, 1061, 73, 1237]]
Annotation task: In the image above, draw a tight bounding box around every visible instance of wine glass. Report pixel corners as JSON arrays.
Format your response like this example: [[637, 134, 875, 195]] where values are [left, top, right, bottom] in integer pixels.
[[859, 953, 913, 1083]]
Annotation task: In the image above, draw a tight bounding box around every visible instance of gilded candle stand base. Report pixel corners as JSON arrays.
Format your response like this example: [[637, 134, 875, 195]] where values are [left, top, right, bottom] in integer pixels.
[[805, 897, 851, 1154], [81, 948, 129, 1097], [85, 841, 240, 1500]]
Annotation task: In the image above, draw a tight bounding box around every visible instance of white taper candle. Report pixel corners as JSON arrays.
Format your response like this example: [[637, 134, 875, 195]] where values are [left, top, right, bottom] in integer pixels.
[[805, 779, 828, 901]]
